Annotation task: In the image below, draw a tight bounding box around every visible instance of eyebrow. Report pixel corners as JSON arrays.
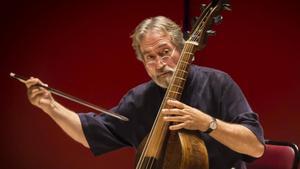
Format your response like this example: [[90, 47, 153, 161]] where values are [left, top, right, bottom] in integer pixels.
[[142, 43, 170, 55]]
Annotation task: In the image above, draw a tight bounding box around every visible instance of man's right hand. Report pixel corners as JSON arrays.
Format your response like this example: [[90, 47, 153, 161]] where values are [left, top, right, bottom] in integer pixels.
[[24, 77, 89, 148], [25, 77, 55, 113]]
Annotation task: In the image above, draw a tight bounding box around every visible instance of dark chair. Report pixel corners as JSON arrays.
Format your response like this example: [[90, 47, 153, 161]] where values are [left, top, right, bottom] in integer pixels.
[[247, 140, 299, 169]]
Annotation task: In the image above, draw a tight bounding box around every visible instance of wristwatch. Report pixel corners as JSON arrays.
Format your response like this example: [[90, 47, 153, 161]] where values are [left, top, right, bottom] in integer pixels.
[[204, 117, 217, 134]]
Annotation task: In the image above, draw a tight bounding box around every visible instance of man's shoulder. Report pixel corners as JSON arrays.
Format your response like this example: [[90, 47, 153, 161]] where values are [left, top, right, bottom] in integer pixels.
[[190, 65, 231, 81], [131, 80, 157, 91], [126, 80, 161, 98]]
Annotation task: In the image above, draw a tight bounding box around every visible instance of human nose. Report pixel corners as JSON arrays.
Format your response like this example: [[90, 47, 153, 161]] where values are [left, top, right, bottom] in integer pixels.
[[154, 57, 167, 69]]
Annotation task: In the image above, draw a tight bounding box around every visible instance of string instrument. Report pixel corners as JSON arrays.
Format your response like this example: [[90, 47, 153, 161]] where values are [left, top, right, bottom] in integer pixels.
[[135, 0, 231, 169]]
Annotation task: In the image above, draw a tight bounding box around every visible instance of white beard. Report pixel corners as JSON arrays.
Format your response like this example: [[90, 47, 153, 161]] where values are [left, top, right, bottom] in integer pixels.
[[153, 66, 175, 88], [154, 74, 172, 88]]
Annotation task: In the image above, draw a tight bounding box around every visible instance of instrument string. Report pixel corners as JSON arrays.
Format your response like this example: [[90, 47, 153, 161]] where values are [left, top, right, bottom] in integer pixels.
[[136, 3, 217, 168]]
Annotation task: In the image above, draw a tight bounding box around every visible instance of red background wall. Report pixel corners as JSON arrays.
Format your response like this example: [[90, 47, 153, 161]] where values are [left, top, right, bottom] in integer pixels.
[[1, 0, 299, 169]]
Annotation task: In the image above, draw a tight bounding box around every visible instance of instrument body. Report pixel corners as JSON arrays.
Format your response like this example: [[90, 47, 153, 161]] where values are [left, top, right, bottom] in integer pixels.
[[135, 1, 229, 169], [136, 130, 208, 169]]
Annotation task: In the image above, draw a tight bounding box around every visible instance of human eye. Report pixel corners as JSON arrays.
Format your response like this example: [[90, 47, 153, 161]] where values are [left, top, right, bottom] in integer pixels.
[[163, 48, 171, 55], [159, 48, 171, 57], [144, 55, 155, 62]]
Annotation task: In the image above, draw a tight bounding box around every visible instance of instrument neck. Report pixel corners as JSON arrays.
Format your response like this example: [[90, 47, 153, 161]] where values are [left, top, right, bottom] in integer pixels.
[[141, 42, 197, 158]]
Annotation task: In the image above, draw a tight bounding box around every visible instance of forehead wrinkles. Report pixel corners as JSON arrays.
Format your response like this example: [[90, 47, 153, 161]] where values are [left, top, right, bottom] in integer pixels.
[[140, 30, 172, 55], [142, 41, 171, 55]]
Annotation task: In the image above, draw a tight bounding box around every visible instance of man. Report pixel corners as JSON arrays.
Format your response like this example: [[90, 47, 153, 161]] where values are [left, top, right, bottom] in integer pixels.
[[25, 16, 264, 169]]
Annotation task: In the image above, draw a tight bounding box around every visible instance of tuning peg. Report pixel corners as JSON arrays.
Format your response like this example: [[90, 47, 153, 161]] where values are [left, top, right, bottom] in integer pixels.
[[191, 16, 199, 28], [206, 30, 216, 36], [223, 4, 232, 11], [184, 31, 190, 40], [213, 15, 223, 25], [200, 4, 207, 12], [194, 16, 200, 21]]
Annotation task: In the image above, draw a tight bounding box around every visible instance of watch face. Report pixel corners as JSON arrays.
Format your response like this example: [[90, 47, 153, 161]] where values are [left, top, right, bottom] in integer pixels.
[[210, 121, 217, 130]]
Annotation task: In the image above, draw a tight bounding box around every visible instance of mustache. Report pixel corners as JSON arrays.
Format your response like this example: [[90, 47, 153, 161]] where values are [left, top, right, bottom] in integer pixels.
[[156, 66, 175, 78], [159, 66, 175, 74]]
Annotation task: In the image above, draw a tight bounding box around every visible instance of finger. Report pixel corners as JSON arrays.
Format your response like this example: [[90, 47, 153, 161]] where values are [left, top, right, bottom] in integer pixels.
[[166, 99, 188, 109], [29, 89, 45, 102], [163, 115, 190, 122], [162, 108, 193, 117], [28, 85, 43, 95], [31, 92, 53, 106], [161, 108, 184, 115], [25, 78, 48, 88], [29, 92, 45, 105], [169, 123, 186, 130], [25, 78, 40, 88], [29, 87, 48, 98], [30, 92, 52, 106], [30, 89, 46, 99]]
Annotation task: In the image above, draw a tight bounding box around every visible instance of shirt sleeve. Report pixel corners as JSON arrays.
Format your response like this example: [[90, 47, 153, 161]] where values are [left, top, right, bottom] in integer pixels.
[[78, 89, 139, 156], [220, 74, 265, 161], [79, 112, 129, 155]]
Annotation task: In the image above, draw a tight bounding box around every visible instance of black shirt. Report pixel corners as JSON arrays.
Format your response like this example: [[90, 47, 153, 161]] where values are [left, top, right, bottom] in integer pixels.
[[79, 65, 264, 169]]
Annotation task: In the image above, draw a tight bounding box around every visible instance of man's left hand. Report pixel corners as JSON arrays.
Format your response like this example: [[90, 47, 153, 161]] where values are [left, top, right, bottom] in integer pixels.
[[162, 99, 212, 131]]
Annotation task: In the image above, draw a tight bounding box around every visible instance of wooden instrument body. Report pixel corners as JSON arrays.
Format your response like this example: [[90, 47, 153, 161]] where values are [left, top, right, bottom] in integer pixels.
[[136, 131, 209, 169]]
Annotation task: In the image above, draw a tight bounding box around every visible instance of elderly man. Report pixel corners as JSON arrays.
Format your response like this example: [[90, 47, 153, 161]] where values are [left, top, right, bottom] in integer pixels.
[[25, 16, 264, 169]]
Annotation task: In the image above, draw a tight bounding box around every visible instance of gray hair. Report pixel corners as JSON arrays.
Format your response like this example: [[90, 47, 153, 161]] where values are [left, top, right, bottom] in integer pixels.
[[131, 16, 185, 61]]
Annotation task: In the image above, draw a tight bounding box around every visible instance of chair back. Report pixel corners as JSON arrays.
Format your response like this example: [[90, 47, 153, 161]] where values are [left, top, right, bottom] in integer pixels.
[[247, 140, 299, 169]]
